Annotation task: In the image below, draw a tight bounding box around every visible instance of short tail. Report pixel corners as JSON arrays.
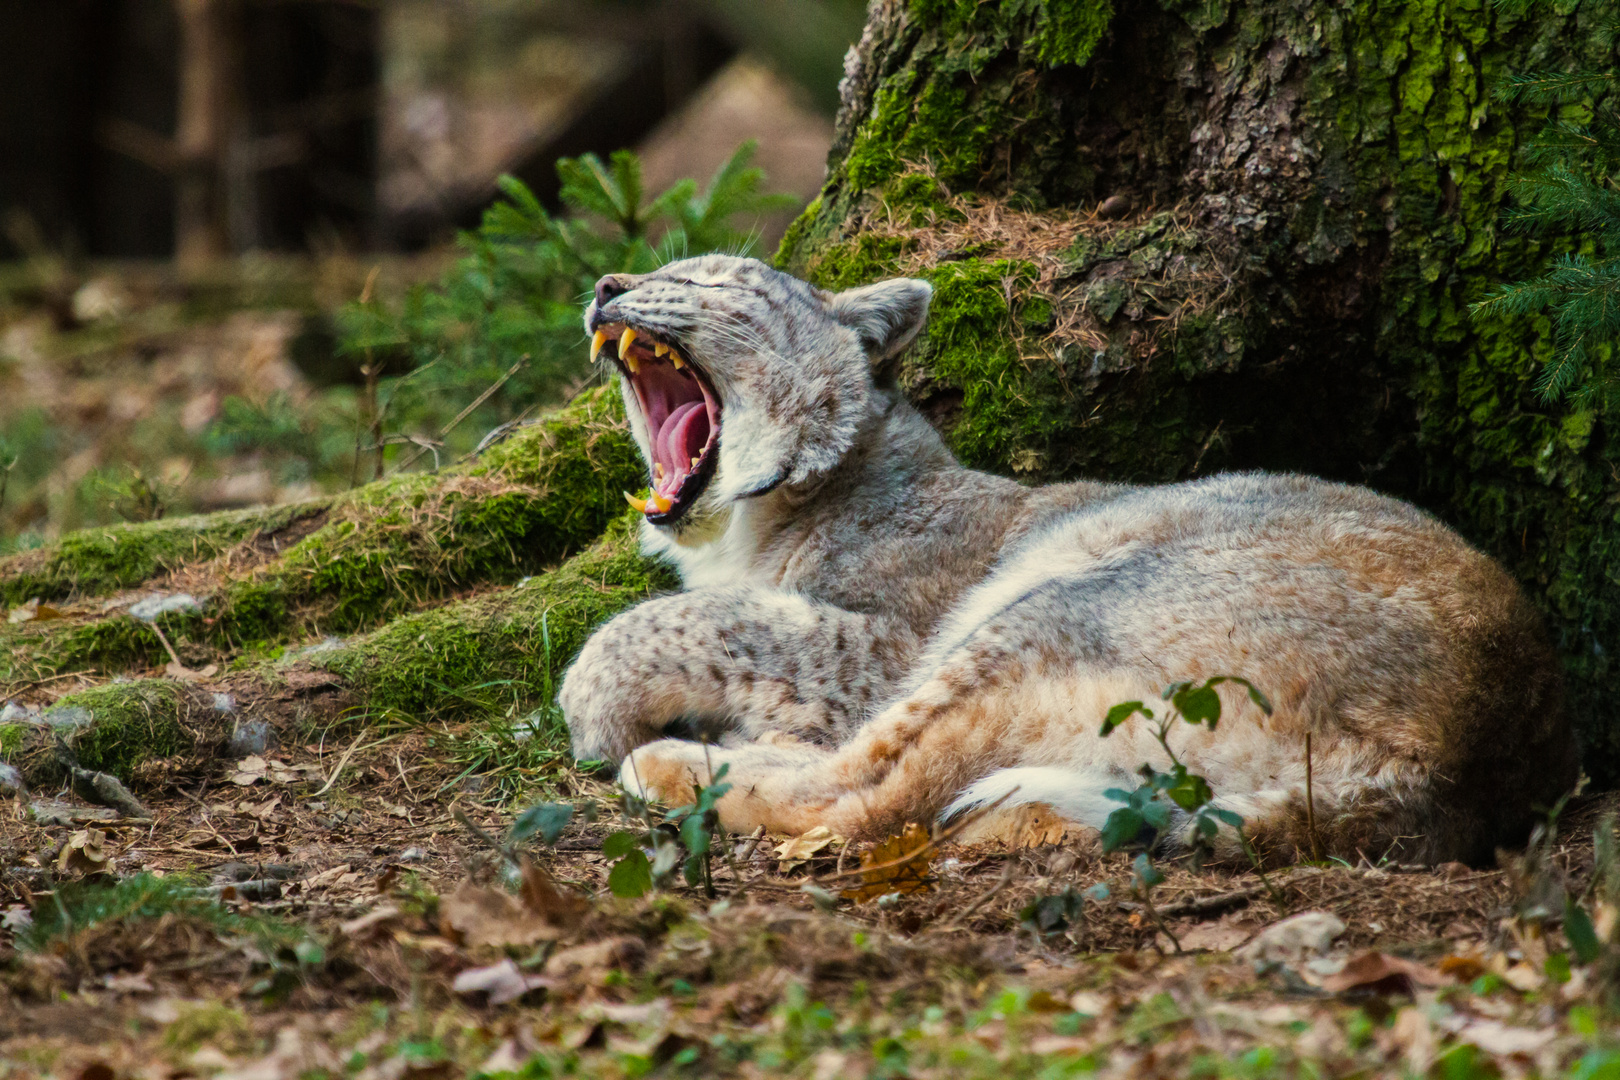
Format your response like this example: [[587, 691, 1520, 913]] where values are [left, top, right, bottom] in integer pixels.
[[943, 766, 1123, 831]]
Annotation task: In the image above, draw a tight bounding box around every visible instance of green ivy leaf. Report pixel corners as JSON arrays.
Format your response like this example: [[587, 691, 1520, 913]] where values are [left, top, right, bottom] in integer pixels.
[[1565, 899, 1603, 965], [1172, 683, 1222, 729], [602, 830, 643, 860], [1100, 700, 1151, 737], [1165, 772, 1214, 812], [608, 850, 653, 898], [1132, 853, 1165, 889], [509, 802, 573, 846]]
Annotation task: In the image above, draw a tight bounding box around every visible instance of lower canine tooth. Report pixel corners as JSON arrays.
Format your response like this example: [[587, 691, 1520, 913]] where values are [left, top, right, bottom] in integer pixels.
[[624, 354, 640, 374], [649, 492, 673, 513], [623, 491, 648, 513]]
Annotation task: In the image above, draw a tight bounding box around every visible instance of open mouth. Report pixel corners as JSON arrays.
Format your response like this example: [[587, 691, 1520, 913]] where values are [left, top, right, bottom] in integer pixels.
[[590, 323, 720, 526]]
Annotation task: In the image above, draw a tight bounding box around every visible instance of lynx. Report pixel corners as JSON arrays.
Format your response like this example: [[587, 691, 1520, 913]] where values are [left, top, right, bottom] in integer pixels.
[[559, 253, 1575, 864]]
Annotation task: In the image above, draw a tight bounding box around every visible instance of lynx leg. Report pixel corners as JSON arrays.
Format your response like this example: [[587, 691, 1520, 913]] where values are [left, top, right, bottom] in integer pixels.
[[561, 586, 916, 762]]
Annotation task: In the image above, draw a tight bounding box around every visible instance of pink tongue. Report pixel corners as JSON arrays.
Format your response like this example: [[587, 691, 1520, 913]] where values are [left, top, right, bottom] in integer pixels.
[[657, 402, 707, 490]]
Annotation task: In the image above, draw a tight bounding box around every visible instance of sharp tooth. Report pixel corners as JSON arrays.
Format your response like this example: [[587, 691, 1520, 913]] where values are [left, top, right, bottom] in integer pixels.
[[619, 327, 638, 361], [670, 351, 685, 370], [654, 342, 669, 357], [624, 491, 648, 513], [624, 353, 640, 374], [591, 329, 608, 361], [691, 456, 700, 469], [654, 462, 665, 479], [649, 492, 673, 513]]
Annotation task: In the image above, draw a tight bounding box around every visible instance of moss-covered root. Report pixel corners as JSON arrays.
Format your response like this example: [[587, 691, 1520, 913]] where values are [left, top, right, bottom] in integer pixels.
[[2, 386, 647, 677], [304, 512, 677, 726], [0, 680, 217, 789], [0, 503, 328, 609]]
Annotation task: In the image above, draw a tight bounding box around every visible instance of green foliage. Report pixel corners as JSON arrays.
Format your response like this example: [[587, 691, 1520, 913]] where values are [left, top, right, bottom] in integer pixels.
[[604, 762, 734, 900], [1096, 676, 1267, 864], [21, 871, 310, 955], [331, 144, 794, 478], [1470, 16, 1620, 402]]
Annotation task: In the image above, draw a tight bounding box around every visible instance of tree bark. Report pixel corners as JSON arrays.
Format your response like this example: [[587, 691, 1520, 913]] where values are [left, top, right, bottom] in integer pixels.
[[173, 0, 240, 267]]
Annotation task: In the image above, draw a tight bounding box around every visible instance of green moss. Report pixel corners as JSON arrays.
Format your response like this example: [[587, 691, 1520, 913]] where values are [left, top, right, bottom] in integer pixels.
[[3, 386, 646, 680], [0, 723, 22, 757], [911, 0, 1113, 67], [0, 503, 324, 607], [838, 0, 1115, 193], [308, 512, 677, 725], [49, 680, 195, 778]]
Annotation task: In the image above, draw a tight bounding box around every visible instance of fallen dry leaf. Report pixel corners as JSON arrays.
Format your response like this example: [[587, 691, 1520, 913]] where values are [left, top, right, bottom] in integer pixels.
[[302, 864, 354, 890], [9, 599, 65, 624], [1176, 920, 1256, 953], [340, 905, 402, 939], [56, 828, 113, 876], [841, 823, 934, 902], [774, 825, 843, 871], [1317, 950, 1449, 994], [1458, 1019, 1557, 1057], [519, 858, 587, 927], [451, 959, 551, 1005], [440, 882, 561, 949], [1236, 910, 1346, 964]]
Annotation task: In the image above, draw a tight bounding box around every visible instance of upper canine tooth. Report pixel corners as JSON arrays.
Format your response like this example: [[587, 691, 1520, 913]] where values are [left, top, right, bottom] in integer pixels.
[[654, 342, 669, 357], [623, 491, 648, 513], [619, 328, 638, 361], [649, 492, 673, 513], [591, 329, 608, 361]]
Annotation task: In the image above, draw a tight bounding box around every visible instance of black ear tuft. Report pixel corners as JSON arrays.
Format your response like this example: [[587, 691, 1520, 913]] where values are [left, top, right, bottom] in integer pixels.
[[829, 278, 933, 362]]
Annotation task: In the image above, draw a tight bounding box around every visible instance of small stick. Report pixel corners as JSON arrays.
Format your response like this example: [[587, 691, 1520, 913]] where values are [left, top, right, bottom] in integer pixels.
[[146, 620, 185, 668], [940, 859, 1016, 930], [311, 732, 369, 798], [394, 357, 528, 473], [811, 788, 1018, 886]]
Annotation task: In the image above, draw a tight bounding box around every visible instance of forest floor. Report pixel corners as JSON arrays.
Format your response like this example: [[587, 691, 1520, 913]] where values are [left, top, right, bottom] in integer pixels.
[[1, 712, 1618, 1080]]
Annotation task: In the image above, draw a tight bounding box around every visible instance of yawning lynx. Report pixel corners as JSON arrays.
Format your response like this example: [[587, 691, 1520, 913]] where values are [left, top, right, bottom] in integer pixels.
[[559, 254, 1576, 864]]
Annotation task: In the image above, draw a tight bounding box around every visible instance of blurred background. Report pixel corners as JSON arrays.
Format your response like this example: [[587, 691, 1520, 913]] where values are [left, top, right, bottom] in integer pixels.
[[0, 0, 862, 550]]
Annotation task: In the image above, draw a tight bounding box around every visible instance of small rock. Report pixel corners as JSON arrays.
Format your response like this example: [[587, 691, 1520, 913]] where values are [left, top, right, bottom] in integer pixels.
[[0, 763, 27, 798], [1097, 193, 1133, 219], [0, 701, 42, 724], [1236, 910, 1347, 965], [41, 706, 92, 732], [128, 593, 202, 622]]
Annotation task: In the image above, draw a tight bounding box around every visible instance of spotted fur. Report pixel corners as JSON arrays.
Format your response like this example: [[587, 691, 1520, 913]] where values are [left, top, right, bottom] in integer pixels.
[[559, 254, 1576, 864]]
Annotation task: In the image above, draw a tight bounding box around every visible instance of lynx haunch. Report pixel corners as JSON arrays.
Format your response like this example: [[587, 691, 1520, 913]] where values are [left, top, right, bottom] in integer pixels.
[[559, 254, 1576, 864]]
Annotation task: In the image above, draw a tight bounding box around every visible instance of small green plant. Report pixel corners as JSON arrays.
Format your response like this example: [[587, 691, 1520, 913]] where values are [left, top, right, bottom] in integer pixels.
[[1097, 677, 1270, 862], [1095, 676, 1275, 947], [605, 761, 734, 900]]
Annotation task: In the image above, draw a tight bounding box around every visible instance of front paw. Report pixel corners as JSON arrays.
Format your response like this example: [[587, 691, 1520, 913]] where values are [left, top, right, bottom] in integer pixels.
[[620, 740, 711, 806]]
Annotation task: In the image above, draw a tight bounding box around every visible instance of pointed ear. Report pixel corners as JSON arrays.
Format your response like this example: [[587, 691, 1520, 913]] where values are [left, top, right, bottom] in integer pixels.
[[828, 278, 932, 362]]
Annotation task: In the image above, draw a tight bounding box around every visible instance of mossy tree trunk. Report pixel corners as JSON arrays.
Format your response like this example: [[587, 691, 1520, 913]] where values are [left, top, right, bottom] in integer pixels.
[[7, 0, 1620, 789], [778, 0, 1620, 779]]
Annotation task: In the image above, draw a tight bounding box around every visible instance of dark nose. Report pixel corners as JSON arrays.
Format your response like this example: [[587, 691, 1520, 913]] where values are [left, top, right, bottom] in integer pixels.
[[595, 275, 632, 309]]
